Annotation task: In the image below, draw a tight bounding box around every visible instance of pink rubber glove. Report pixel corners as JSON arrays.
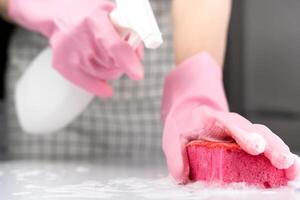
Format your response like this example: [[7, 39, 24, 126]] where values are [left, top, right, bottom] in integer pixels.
[[161, 52, 299, 184], [9, 0, 144, 97]]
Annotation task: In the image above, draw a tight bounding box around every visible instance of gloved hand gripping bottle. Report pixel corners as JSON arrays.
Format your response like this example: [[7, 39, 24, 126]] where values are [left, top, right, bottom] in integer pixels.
[[15, 0, 163, 134]]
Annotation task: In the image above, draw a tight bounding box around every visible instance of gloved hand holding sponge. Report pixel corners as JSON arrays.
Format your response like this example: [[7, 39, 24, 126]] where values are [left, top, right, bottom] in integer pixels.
[[161, 52, 299, 184]]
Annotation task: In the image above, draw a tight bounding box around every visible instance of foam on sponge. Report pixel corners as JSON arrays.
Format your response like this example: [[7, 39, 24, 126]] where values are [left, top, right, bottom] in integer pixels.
[[186, 140, 288, 188]]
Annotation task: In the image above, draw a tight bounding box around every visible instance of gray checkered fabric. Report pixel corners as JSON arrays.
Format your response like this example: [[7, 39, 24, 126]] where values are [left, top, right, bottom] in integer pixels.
[[5, 0, 173, 164]]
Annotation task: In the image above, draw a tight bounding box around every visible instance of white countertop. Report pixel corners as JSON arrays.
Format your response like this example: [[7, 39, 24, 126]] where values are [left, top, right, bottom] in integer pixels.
[[0, 161, 299, 200]]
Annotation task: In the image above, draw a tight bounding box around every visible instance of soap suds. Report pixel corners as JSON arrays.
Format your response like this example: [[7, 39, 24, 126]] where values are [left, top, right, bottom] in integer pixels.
[[1, 161, 300, 200], [12, 177, 300, 200], [12, 169, 58, 182]]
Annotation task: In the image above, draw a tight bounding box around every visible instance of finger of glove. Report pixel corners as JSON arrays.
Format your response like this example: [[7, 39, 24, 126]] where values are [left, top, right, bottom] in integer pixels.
[[84, 55, 124, 80], [207, 109, 266, 155], [96, 80, 114, 97], [285, 154, 300, 180], [135, 43, 145, 59], [53, 56, 114, 97], [69, 72, 114, 98], [163, 117, 190, 184], [86, 9, 144, 81], [110, 42, 144, 81], [253, 124, 294, 169]]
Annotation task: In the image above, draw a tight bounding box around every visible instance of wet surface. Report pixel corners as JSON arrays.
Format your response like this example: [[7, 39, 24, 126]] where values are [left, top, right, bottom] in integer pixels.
[[0, 161, 299, 200]]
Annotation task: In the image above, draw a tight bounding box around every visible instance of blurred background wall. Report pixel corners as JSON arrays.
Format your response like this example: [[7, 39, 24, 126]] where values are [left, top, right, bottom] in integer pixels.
[[226, 0, 300, 150], [0, 0, 299, 155]]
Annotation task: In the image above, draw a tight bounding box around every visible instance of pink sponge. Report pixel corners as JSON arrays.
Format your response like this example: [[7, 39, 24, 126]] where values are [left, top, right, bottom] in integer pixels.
[[186, 140, 288, 188]]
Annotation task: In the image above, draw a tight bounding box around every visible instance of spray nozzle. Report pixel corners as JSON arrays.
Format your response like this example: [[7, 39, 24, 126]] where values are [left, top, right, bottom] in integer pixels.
[[110, 0, 163, 49]]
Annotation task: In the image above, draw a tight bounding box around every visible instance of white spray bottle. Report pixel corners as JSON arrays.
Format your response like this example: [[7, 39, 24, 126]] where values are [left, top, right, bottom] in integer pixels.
[[15, 0, 163, 134]]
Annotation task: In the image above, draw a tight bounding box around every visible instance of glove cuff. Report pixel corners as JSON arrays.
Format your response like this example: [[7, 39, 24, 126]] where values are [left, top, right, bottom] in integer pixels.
[[161, 52, 229, 123]]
